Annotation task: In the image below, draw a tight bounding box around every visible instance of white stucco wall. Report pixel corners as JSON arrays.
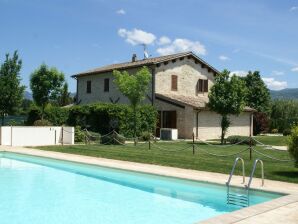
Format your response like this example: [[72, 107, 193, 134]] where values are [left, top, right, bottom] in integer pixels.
[[0, 126, 74, 146], [194, 111, 252, 140]]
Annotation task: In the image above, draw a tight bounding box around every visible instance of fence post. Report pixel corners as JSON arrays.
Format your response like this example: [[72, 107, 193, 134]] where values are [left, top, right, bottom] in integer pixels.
[[149, 139, 151, 150], [192, 132, 195, 155], [249, 135, 252, 160], [61, 126, 64, 146], [55, 130, 57, 145]]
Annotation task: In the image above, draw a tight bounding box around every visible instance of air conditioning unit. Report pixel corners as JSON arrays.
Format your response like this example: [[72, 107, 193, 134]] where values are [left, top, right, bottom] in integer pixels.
[[160, 128, 178, 140]]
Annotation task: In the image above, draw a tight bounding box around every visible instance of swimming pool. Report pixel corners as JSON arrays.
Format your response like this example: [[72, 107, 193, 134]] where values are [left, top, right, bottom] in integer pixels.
[[0, 152, 283, 224]]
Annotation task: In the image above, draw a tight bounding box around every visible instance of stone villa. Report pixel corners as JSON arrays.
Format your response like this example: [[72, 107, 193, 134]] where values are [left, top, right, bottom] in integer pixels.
[[73, 51, 253, 139]]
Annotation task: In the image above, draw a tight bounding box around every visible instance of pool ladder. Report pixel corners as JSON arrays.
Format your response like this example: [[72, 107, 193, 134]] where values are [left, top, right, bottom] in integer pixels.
[[226, 157, 264, 207]]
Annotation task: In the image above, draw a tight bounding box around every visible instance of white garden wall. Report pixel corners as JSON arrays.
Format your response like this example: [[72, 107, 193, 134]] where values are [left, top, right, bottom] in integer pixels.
[[0, 126, 74, 146]]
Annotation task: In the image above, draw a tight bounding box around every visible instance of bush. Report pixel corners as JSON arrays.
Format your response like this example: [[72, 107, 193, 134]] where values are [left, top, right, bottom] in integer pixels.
[[33, 119, 52, 126], [75, 126, 85, 143], [271, 129, 279, 134], [283, 129, 291, 136], [226, 135, 255, 145], [288, 125, 298, 167], [101, 133, 125, 145], [253, 112, 269, 135], [138, 131, 152, 141]]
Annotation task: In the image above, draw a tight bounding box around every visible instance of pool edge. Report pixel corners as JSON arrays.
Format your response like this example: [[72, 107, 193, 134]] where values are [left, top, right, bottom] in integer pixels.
[[1, 146, 298, 224]]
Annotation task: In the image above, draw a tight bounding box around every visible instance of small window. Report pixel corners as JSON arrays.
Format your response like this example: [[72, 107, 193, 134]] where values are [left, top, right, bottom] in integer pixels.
[[171, 75, 178, 91], [104, 78, 109, 92], [197, 79, 208, 93], [86, 80, 91, 93]]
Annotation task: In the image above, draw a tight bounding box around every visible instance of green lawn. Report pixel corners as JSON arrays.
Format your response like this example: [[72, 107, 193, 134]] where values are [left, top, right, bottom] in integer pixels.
[[253, 135, 287, 146], [36, 141, 298, 184]]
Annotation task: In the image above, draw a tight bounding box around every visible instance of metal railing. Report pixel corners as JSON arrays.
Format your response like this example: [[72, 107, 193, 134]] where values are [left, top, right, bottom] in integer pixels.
[[246, 159, 264, 189]]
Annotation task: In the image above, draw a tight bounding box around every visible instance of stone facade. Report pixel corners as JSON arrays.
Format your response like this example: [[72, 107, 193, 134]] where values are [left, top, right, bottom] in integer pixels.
[[75, 54, 252, 139]]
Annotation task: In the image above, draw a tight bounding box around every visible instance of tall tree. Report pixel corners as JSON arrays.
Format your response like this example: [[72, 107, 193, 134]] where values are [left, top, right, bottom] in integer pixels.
[[30, 64, 65, 119], [243, 71, 271, 135], [243, 71, 271, 113], [0, 51, 25, 125], [57, 83, 72, 106], [113, 66, 151, 140], [208, 70, 247, 144]]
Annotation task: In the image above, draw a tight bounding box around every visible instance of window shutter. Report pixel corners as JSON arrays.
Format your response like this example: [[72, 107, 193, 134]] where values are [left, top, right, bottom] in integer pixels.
[[198, 79, 203, 92], [87, 81, 91, 93], [171, 75, 178, 91], [104, 78, 109, 92], [203, 79, 208, 92]]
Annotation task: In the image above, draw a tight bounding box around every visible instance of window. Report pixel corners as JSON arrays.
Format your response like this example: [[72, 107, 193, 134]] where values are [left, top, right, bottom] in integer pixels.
[[197, 79, 208, 93], [171, 75, 178, 91], [86, 80, 91, 93], [104, 78, 109, 92]]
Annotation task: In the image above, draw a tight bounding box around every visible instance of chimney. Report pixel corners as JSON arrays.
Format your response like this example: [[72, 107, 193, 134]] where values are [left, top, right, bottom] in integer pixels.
[[132, 54, 137, 62]]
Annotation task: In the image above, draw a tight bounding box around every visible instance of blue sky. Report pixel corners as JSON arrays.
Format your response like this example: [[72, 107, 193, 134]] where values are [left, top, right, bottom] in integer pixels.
[[0, 0, 298, 92]]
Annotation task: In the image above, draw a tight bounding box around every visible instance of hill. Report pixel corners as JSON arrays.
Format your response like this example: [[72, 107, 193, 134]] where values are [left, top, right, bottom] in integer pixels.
[[270, 88, 298, 100]]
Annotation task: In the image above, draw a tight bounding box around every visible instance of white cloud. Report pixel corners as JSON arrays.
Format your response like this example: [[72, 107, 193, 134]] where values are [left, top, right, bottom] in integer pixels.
[[116, 9, 126, 15], [271, 70, 284, 76], [157, 36, 171, 45], [156, 38, 206, 56], [230, 70, 247, 77], [219, 55, 230, 61], [291, 67, 298, 72], [262, 77, 287, 90], [290, 6, 298, 11], [118, 28, 156, 45]]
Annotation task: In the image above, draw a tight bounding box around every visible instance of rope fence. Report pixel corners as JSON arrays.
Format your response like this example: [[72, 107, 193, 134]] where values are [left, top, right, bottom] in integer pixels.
[[64, 128, 294, 163]]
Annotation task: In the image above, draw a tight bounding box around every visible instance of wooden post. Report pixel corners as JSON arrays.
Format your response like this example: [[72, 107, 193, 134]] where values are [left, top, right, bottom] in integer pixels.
[[61, 126, 64, 146], [249, 113, 253, 160], [192, 132, 195, 155], [55, 130, 57, 145], [149, 139, 151, 150]]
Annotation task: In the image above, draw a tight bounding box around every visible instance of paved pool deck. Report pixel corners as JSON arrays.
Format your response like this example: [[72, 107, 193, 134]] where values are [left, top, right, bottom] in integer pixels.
[[0, 146, 297, 224]]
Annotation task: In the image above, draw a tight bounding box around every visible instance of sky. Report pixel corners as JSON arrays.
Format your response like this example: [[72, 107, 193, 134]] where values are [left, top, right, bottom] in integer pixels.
[[0, 0, 298, 92]]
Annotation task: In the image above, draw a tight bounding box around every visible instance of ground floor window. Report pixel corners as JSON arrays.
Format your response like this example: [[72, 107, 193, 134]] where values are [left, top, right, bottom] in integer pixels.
[[156, 111, 177, 136]]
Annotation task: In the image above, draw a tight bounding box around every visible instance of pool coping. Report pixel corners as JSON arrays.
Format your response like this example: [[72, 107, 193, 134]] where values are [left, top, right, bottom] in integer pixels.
[[1, 146, 298, 224]]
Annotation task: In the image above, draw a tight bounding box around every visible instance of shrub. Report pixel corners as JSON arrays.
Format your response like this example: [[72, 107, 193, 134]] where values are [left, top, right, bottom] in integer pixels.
[[271, 129, 279, 134], [101, 132, 125, 145], [288, 125, 298, 167], [226, 135, 255, 145], [33, 119, 52, 126], [75, 126, 85, 143], [283, 129, 291, 136], [138, 131, 152, 141], [253, 112, 269, 135]]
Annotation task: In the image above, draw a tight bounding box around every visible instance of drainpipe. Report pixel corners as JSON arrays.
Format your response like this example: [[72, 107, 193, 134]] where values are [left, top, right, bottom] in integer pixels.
[[151, 66, 156, 106]]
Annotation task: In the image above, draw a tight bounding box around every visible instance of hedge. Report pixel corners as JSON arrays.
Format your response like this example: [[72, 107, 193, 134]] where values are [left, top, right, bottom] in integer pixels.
[[27, 103, 157, 137]]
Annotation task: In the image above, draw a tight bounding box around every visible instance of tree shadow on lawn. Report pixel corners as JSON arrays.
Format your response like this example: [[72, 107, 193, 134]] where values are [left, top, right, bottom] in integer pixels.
[[272, 170, 298, 178]]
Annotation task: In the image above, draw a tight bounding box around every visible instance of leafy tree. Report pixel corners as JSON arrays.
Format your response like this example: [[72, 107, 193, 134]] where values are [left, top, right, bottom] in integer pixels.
[[270, 99, 298, 132], [0, 51, 25, 125], [57, 83, 73, 106], [243, 71, 271, 113], [30, 64, 65, 119], [113, 66, 151, 140], [208, 69, 247, 144], [288, 124, 298, 167]]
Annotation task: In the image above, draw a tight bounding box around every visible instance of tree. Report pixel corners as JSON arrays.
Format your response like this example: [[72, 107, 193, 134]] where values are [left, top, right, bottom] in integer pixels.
[[208, 70, 247, 144], [113, 66, 151, 140], [242, 71, 271, 135], [288, 125, 298, 167], [30, 64, 65, 119], [0, 51, 25, 125], [243, 71, 271, 113], [57, 83, 73, 106]]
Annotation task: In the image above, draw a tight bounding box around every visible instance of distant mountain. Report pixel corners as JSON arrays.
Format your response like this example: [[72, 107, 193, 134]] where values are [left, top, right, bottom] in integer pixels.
[[24, 91, 33, 100], [270, 88, 298, 100]]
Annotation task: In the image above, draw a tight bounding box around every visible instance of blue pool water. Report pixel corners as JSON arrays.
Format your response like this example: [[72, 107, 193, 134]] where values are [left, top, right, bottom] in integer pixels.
[[0, 152, 283, 224]]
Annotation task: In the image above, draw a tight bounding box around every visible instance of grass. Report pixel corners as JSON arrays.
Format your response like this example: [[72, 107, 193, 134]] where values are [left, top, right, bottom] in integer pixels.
[[36, 141, 298, 184], [253, 135, 288, 146]]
